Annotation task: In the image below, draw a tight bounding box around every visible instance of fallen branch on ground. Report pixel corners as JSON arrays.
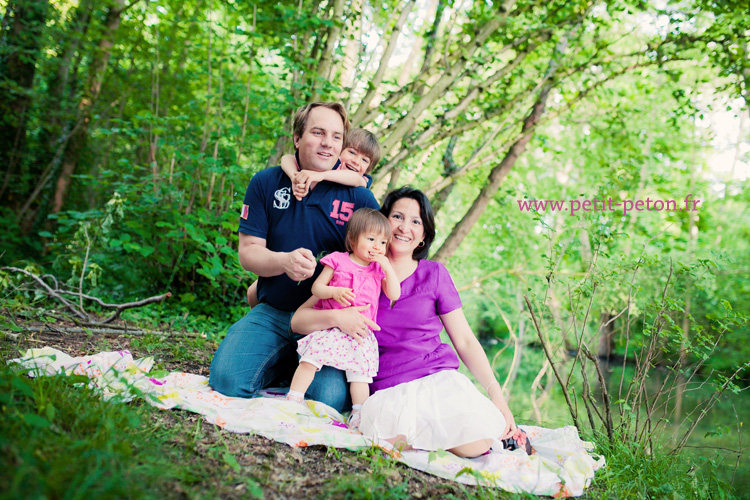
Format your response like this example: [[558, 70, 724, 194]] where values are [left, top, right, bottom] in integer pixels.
[[17, 326, 204, 338], [2, 267, 172, 325]]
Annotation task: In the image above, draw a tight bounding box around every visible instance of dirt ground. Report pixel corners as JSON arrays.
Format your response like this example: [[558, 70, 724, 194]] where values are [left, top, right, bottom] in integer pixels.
[[1, 315, 486, 499]]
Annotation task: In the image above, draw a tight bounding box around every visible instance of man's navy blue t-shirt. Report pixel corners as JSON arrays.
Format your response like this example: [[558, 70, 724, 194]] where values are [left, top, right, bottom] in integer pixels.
[[239, 166, 380, 312]]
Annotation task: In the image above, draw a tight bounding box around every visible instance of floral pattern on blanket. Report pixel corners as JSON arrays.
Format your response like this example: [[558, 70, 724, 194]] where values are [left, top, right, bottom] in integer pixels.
[[8, 347, 605, 497]]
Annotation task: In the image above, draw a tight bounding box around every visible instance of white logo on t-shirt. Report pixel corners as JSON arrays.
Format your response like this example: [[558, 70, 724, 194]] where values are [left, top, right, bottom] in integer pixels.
[[273, 187, 291, 209]]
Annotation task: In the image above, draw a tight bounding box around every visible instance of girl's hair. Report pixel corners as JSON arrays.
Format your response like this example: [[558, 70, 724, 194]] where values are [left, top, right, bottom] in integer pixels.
[[345, 208, 392, 253], [380, 187, 436, 260], [344, 129, 381, 173]]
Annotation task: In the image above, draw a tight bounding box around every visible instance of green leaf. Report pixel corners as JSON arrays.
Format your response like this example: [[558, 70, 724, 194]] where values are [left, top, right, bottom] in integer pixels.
[[245, 478, 264, 499], [139, 246, 155, 257], [45, 403, 56, 421], [11, 376, 34, 397], [1, 319, 24, 332], [223, 450, 241, 473], [23, 413, 51, 429]]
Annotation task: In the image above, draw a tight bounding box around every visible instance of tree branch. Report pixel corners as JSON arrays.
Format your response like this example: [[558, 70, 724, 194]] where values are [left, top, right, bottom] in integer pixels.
[[1, 267, 171, 325]]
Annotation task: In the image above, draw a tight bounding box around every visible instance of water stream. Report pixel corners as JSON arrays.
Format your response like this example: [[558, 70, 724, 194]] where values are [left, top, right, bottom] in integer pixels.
[[486, 348, 749, 490]]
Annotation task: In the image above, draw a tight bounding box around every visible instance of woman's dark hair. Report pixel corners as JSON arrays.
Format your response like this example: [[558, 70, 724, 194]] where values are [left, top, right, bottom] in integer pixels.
[[380, 186, 436, 260]]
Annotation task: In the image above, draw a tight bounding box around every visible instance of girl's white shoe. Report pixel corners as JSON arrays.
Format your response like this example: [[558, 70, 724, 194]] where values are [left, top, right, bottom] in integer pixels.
[[348, 404, 363, 430]]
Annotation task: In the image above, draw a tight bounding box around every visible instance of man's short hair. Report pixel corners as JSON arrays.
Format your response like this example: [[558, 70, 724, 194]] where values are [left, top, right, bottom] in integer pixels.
[[344, 129, 381, 173], [292, 102, 350, 143]]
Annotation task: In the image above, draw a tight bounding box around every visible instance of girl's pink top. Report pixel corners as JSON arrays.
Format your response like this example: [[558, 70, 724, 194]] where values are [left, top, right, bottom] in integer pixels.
[[312, 251, 385, 323]]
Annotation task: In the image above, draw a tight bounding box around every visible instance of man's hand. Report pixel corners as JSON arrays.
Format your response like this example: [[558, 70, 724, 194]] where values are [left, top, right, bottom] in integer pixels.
[[331, 287, 356, 306], [338, 305, 380, 343], [284, 248, 317, 281]]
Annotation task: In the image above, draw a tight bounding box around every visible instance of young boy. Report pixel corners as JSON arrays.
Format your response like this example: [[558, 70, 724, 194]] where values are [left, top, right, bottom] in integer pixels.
[[281, 128, 380, 200], [247, 128, 381, 307]]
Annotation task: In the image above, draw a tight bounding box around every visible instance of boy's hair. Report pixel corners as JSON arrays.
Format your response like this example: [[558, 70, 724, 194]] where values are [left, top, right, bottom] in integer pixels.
[[345, 208, 391, 253], [292, 102, 350, 143], [344, 128, 381, 173]]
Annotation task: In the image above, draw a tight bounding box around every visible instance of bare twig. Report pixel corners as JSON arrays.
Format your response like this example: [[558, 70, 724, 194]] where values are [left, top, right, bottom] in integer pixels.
[[99, 293, 172, 324], [16, 326, 203, 338], [581, 343, 614, 441], [79, 225, 91, 310], [2, 267, 88, 320], [619, 227, 671, 416], [732, 404, 742, 485], [524, 295, 581, 432], [672, 362, 750, 455], [1, 267, 171, 325], [530, 360, 550, 424]]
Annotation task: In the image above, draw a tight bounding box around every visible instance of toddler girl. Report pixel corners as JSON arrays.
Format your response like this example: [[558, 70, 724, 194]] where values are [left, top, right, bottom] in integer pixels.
[[287, 208, 400, 429]]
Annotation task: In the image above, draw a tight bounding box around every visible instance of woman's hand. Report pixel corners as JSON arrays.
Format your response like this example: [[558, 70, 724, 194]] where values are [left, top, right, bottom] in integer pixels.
[[486, 380, 517, 439], [499, 407, 517, 439], [337, 305, 380, 343], [291, 298, 379, 342]]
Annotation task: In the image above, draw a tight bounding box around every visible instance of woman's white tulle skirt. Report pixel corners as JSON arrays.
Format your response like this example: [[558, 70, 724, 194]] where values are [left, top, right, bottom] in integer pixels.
[[359, 370, 506, 451]]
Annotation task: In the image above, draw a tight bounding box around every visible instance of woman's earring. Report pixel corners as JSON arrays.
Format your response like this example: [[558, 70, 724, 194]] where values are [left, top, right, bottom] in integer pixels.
[[417, 240, 425, 248]]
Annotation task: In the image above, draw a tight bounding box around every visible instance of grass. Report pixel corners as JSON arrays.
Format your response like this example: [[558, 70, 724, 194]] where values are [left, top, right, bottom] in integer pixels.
[[584, 437, 738, 499], [1, 367, 185, 498], [127, 331, 214, 367], [0, 361, 282, 499]]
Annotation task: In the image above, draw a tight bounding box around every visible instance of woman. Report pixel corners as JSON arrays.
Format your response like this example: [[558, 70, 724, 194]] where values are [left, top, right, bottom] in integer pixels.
[[291, 187, 517, 457]]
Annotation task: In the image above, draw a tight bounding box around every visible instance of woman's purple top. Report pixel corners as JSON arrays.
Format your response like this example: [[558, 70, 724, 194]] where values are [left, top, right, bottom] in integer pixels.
[[371, 259, 462, 393]]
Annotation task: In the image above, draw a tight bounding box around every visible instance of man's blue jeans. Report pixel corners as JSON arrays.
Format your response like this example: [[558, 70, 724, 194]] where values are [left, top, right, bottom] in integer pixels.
[[209, 303, 351, 412]]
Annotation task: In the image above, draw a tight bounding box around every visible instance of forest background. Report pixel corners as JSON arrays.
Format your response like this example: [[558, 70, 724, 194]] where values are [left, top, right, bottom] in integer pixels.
[[1, 0, 750, 495]]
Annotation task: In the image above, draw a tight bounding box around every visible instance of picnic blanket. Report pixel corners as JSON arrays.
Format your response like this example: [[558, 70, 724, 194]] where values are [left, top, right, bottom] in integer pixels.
[[8, 347, 605, 497]]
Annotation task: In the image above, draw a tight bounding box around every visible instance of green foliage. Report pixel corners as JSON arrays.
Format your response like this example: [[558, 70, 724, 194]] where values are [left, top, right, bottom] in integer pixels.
[[588, 438, 737, 499], [0, 366, 181, 498], [43, 184, 250, 332]]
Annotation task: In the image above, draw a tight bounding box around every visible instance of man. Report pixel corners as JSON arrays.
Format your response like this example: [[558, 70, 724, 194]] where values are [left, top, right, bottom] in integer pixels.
[[209, 102, 380, 412]]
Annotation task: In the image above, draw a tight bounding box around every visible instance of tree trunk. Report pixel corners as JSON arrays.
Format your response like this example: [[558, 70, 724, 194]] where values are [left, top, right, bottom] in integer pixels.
[[430, 136, 459, 215], [35, 0, 93, 176], [350, 0, 416, 126], [0, 0, 50, 204], [338, 0, 362, 94], [376, 5, 513, 158], [372, 36, 538, 186], [266, 112, 293, 167], [311, 0, 345, 101], [51, 0, 125, 214], [432, 33, 569, 263]]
